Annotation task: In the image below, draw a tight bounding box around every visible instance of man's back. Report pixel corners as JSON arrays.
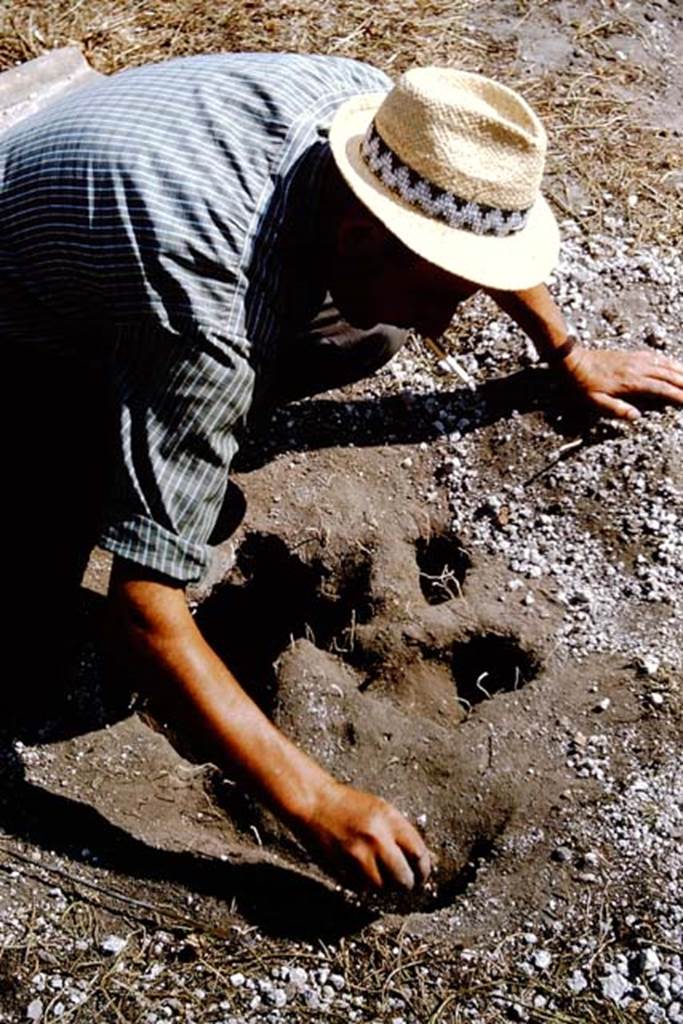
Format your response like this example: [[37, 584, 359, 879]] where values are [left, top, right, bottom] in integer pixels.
[[0, 52, 389, 351], [1, 52, 390, 585]]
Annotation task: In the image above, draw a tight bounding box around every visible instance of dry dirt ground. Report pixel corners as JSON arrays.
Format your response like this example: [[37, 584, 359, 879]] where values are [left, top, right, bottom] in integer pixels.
[[0, 2, 681, 1023]]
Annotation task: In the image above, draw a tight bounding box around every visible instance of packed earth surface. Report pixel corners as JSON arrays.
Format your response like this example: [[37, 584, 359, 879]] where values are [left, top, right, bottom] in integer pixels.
[[0, 1, 681, 1022]]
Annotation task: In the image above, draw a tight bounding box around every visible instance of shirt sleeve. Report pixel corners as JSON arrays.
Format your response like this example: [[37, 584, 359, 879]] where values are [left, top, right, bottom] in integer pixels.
[[97, 317, 255, 584]]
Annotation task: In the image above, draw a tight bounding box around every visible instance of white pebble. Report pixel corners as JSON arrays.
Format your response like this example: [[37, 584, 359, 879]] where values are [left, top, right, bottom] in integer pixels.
[[567, 969, 588, 994], [26, 1000, 43, 1022], [100, 935, 127, 956]]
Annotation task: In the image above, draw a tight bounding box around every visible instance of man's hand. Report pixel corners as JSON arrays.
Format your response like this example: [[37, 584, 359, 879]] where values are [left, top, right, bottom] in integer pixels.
[[486, 283, 683, 421], [561, 347, 683, 421], [303, 778, 431, 891]]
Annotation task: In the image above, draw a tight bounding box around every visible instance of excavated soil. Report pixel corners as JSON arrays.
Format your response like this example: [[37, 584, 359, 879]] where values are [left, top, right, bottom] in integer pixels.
[[0, 2, 681, 1023]]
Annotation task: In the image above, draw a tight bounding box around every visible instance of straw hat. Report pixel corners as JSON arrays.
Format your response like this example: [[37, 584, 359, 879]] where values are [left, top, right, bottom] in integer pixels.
[[329, 66, 560, 291]]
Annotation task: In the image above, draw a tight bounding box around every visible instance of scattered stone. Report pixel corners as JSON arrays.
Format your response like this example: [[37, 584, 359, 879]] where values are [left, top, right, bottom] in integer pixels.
[[302, 988, 320, 1010], [284, 967, 307, 991], [601, 971, 630, 1003], [26, 1000, 43, 1022], [551, 846, 572, 863], [634, 949, 662, 977], [267, 989, 287, 1008], [532, 950, 552, 970], [567, 969, 588, 994], [643, 1001, 667, 1023], [100, 935, 127, 956]]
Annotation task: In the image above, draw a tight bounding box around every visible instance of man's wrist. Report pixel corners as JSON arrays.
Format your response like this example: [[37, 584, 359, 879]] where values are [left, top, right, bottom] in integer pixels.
[[545, 334, 578, 364]]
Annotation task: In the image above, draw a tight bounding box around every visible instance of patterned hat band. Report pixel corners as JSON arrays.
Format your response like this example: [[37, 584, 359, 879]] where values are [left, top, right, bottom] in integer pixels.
[[361, 121, 531, 238]]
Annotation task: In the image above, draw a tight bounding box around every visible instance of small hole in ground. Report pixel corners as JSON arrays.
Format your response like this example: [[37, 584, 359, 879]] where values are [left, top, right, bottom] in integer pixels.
[[368, 828, 505, 916], [195, 533, 374, 710], [451, 633, 540, 710], [416, 535, 471, 605]]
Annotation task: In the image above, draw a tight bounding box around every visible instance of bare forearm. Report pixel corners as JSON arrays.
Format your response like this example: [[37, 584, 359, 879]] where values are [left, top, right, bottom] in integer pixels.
[[486, 282, 683, 419], [485, 282, 570, 360], [107, 566, 329, 826], [106, 558, 432, 890]]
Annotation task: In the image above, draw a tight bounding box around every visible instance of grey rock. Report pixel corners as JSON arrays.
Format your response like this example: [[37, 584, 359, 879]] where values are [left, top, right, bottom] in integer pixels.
[[643, 1001, 667, 1023], [267, 989, 287, 1008], [567, 969, 588, 994], [651, 974, 671, 998], [100, 935, 127, 956], [26, 1001, 43, 1023], [601, 971, 630, 1003], [552, 846, 572, 863], [302, 988, 320, 1010], [284, 967, 307, 992], [532, 950, 552, 970]]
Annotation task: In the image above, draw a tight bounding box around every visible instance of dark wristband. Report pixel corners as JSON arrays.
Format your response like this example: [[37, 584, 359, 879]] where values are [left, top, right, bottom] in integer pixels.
[[546, 334, 577, 364]]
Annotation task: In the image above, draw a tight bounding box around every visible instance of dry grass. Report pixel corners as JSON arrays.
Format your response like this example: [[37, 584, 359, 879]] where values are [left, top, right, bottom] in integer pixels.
[[0, 0, 680, 241], [0, 0, 467, 75], [0, 856, 664, 1023], [0, 2, 681, 1020]]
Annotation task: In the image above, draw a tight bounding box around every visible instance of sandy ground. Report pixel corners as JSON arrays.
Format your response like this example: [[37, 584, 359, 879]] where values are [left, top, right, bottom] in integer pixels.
[[0, 2, 681, 1022]]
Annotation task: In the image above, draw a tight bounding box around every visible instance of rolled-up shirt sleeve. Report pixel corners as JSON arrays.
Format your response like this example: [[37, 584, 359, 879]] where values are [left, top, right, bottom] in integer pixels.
[[97, 317, 255, 584]]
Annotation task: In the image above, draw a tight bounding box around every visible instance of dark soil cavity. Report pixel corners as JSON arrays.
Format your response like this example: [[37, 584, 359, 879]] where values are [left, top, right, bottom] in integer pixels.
[[195, 532, 374, 709], [368, 830, 503, 917], [426, 834, 499, 910], [416, 534, 471, 605], [451, 633, 541, 709]]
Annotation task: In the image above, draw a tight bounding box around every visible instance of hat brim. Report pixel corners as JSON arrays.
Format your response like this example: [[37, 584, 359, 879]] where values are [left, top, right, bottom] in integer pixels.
[[329, 93, 560, 292]]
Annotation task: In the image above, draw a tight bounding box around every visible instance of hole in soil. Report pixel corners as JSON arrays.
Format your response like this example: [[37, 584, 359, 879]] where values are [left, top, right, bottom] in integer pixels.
[[369, 829, 504, 917], [451, 633, 540, 710], [427, 834, 498, 910], [195, 532, 374, 710], [416, 534, 471, 605]]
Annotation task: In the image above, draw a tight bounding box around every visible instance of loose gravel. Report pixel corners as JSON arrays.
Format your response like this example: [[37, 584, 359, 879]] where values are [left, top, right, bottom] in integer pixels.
[[386, 217, 682, 670]]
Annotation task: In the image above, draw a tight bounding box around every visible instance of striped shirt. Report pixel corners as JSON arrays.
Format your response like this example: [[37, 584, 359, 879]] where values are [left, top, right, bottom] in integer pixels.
[[0, 52, 391, 582]]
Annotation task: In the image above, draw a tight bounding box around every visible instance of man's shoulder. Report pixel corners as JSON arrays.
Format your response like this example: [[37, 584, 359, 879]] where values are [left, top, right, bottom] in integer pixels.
[[0, 51, 391, 161], [127, 51, 390, 86], [109, 51, 391, 114]]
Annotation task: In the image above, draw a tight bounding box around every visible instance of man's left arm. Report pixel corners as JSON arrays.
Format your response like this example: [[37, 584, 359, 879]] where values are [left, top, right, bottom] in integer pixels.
[[486, 283, 683, 421]]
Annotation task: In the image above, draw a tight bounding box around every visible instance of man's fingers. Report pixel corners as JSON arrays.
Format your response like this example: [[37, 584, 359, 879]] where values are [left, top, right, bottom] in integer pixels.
[[628, 354, 683, 393], [652, 355, 683, 375], [650, 366, 683, 387], [405, 844, 432, 886], [362, 855, 385, 890], [396, 829, 432, 885], [377, 840, 416, 890], [594, 393, 641, 421], [641, 379, 683, 404]]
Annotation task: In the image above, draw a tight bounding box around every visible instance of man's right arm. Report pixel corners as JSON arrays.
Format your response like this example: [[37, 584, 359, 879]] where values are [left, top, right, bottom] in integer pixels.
[[106, 556, 432, 891]]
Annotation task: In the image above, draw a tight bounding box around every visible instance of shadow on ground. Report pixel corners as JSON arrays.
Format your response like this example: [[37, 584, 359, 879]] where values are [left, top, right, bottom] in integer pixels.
[[236, 368, 563, 470], [0, 594, 375, 940]]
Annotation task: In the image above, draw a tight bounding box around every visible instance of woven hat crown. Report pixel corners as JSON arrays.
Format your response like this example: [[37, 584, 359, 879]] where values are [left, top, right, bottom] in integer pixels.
[[376, 67, 547, 210]]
